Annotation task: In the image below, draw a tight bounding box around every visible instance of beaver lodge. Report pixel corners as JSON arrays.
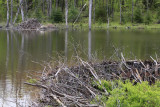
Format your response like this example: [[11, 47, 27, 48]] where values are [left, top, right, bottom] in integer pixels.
[[25, 54, 160, 107]]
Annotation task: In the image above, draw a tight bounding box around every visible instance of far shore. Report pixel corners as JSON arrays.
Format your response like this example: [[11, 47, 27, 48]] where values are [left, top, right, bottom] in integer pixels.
[[0, 22, 160, 31]]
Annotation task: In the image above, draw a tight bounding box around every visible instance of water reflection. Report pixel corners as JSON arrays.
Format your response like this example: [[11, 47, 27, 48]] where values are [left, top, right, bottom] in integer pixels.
[[65, 30, 68, 61], [0, 29, 160, 106], [88, 30, 92, 60]]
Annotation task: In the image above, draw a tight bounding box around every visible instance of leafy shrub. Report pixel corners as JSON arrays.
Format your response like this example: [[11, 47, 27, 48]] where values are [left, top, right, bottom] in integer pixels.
[[51, 10, 63, 23], [96, 8, 107, 23], [144, 11, 152, 24], [134, 8, 143, 23], [94, 80, 160, 107], [157, 9, 160, 20], [68, 7, 79, 23]]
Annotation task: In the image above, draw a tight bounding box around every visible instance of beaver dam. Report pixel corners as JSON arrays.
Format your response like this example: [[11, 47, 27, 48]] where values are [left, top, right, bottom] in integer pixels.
[[25, 54, 160, 107]]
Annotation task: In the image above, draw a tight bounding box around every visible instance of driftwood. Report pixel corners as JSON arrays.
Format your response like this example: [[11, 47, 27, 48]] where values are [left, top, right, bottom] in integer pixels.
[[25, 56, 160, 107]]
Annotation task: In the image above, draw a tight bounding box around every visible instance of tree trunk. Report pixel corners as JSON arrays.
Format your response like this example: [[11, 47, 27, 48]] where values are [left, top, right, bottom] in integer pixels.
[[93, 0, 96, 24], [56, 0, 58, 11], [74, 0, 76, 8], [49, 0, 52, 16], [132, 0, 134, 23], [24, 0, 28, 19], [11, 0, 13, 25], [65, 0, 68, 28], [73, 3, 87, 24], [89, 0, 93, 30], [107, 0, 109, 28], [13, 6, 20, 25], [47, 0, 50, 17], [6, 0, 10, 27], [20, 0, 25, 21], [119, 0, 122, 24]]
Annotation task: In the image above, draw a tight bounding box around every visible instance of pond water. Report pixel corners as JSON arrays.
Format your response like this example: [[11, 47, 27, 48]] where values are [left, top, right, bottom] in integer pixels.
[[0, 29, 160, 106]]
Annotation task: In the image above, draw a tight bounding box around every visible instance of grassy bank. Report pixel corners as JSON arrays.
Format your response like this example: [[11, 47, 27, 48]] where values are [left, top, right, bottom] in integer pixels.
[[42, 22, 160, 30]]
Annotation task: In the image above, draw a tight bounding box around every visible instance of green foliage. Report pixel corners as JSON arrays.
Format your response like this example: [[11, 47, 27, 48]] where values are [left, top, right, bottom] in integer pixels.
[[92, 80, 112, 92], [145, 11, 152, 25], [94, 80, 160, 107], [27, 79, 37, 84], [68, 7, 79, 23], [51, 10, 63, 23], [157, 9, 160, 20], [95, 8, 107, 23], [134, 8, 143, 23]]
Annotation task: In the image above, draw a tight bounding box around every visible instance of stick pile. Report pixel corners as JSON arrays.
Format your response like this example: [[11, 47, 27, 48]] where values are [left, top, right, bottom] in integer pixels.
[[26, 56, 160, 107], [16, 19, 41, 30]]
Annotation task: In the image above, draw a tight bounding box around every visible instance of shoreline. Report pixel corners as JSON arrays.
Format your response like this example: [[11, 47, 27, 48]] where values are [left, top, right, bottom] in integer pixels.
[[1, 22, 160, 31]]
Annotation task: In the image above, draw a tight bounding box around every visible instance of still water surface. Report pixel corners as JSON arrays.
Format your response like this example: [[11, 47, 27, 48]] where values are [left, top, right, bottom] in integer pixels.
[[0, 29, 160, 106]]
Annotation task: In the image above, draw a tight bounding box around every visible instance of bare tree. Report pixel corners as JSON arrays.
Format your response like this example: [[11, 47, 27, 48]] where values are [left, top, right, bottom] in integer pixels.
[[107, 0, 109, 28], [47, 0, 50, 16], [56, 0, 58, 11], [65, 0, 68, 28], [49, 0, 52, 16], [20, 0, 25, 21], [89, 0, 93, 30], [10, 0, 13, 25], [6, 0, 10, 27], [93, 0, 96, 24]]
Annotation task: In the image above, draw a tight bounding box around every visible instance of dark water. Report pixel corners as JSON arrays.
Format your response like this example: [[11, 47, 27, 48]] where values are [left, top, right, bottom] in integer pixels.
[[0, 29, 160, 106]]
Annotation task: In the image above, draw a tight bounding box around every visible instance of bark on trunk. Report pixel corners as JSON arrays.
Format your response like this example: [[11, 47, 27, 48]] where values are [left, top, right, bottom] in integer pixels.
[[6, 0, 10, 27], [56, 0, 58, 11], [13, 6, 20, 25], [49, 0, 52, 16], [65, 0, 68, 28], [11, 0, 13, 25], [89, 0, 93, 30], [93, 0, 96, 24], [20, 0, 25, 21]]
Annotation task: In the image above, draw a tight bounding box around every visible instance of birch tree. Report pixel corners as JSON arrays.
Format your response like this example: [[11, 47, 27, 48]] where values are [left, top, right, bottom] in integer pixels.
[[20, 0, 25, 21], [65, 0, 68, 28], [89, 0, 93, 30], [10, 0, 13, 25], [6, 0, 10, 27]]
